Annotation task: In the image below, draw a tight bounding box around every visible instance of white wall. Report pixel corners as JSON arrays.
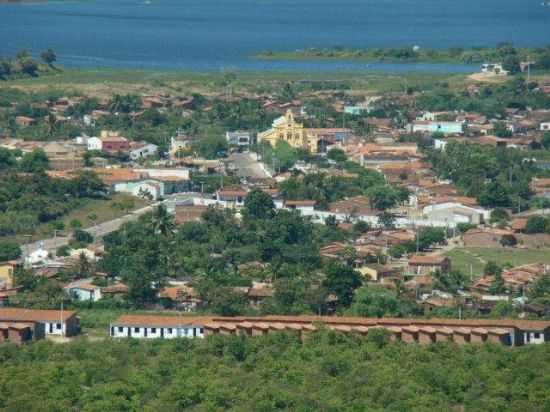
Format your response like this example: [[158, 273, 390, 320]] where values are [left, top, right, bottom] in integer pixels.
[[110, 325, 205, 339], [87, 137, 102, 151]]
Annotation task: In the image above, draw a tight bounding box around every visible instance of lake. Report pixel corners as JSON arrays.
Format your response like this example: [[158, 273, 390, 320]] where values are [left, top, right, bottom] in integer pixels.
[[1, 0, 550, 73]]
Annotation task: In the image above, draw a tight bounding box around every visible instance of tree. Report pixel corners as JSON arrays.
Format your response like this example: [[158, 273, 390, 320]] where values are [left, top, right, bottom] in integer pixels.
[[0, 147, 16, 170], [205, 286, 247, 316], [73, 229, 93, 245], [541, 132, 550, 150], [502, 55, 521, 75], [0, 240, 21, 261], [367, 186, 398, 211], [348, 286, 399, 317], [19, 149, 49, 172], [40, 49, 57, 66], [244, 189, 274, 220], [377, 211, 395, 229], [151, 204, 174, 237], [323, 262, 361, 307], [417, 227, 446, 250], [525, 216, 547, 234], [327, 148, 347, 163], [490, 208, 509, 224]]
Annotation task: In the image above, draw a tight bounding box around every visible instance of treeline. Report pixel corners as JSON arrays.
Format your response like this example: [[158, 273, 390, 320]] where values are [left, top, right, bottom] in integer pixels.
[[1, 333, 550, 411], [0, 49, 57, 80], [259, 42, 550, 70]]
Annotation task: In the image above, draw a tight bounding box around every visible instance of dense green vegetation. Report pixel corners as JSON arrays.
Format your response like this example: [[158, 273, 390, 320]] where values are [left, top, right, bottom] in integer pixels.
[[1, 333, 549, 411], [0, 163, 106, 238], [0, 49, 57, 81], [428, 141, 538, 209], [416, 77, 550, 118], [258, 43, 550, 69]]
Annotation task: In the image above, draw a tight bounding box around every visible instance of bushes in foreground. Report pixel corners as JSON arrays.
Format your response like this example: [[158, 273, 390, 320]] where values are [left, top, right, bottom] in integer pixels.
[[0, 331, 549, 411]]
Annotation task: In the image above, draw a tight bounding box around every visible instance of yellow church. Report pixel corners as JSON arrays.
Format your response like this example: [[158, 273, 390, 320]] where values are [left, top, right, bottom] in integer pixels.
[[258, 110, 350, 153]]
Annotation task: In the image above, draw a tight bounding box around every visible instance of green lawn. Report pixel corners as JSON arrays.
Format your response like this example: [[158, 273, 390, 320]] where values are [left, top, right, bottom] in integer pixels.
[[445, 247, 550, 278]]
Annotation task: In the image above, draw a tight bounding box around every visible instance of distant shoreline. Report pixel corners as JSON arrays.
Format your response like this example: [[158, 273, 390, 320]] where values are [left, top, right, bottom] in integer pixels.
[[256, 45, 550, 65]]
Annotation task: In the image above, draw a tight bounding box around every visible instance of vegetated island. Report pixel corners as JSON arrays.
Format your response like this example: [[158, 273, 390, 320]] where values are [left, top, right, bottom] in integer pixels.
[[257, 43, 550, 67]]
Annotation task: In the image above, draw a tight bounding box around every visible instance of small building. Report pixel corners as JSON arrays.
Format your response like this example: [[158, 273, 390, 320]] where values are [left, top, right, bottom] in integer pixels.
[[0, 261, 17, 290], [481, 63, 508, 75], [114, 179, 165, 200], [0, 308, 79, 337], [408, 255, 451, 275], [423, 202, 489, 226], [216, 187, 248, 208], [15, 116, 36, 127], [284, 200, 316, 214], [0, 322, 45, 345], [65, 279, 102, 302], [110, 315, 207, 339], [226, 131, 251, 151], [411, 121, 464, 135], [540, 122, 550, 132], [129, 142, 158, 161]]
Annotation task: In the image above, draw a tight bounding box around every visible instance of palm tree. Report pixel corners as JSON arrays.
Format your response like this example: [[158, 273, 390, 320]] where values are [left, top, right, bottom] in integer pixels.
[[151, 204, 174, 237], [45, 114, 58, 137]]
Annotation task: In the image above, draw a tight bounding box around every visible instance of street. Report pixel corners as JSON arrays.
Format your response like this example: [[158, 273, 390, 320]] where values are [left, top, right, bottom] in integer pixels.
[[227, 152, 271, 179]]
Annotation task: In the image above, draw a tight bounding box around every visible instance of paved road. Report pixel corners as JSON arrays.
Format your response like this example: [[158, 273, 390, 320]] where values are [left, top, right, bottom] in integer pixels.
[[227, 152, 271, 179]]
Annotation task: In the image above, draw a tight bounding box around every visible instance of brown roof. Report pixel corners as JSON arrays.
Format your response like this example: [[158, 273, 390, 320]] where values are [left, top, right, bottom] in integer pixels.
[[511, 218, 528, 231], [111, 314, 550, 332], [113, 315, 211, 327], [0, 308, 76, 323], [408, 255, 449, 266], [285, 200, 316, 207]]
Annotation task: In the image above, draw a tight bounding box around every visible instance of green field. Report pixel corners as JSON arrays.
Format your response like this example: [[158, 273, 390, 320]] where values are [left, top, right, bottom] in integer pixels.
[[445, 247, 550, 277], [4, 67, 470, 97]]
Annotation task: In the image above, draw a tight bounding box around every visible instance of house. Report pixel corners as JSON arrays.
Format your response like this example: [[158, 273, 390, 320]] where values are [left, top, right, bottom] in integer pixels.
[[110, 315, 207, 339], [408, 255, 451, 275], [15, 116, 36, 127], [0, 308, 79, 336], [91, 131, 130, 153], [284, 200, 316, 214], [410, 121, 464, 135], [472, 263, 548, 294], [129, 142, 158, 161], [359, 264, 400, 283], [540, 122, 550, 132], [114, 179, 165, 200], [463, 228, 515, 248], [216, 187, 248, 208], [0, 261, 17, 290], [226, 131, 252, 151], [0, 321, 45, 345], [64, 279, 102, 302], [481, 63, 508, 75], [101, 283, 129, 300], [247, 282, 274, 307], [423, 202, 489, 227], [531, 178, 550, 198], [511, 218, 528, 233]]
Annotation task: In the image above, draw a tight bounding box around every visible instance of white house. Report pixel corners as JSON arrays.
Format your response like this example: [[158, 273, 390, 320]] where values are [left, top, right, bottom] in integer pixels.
[[423, 202, 490, 226], [410, 121, 464, 135], [110, 315, 205, 339], [87, 136, 103, 151], [540, 122, 550, 132], [129, 143, 158, 161], [0, 308, 80, 337], [113, 179, 165, 200], [65, 279, 102, 302]]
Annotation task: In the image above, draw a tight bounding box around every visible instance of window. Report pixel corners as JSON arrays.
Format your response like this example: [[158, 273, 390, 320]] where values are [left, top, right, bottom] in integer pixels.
[[534, 332, 540, 339], [199, 328, 204, 334], [56, 323, 62, 330], [118, 327, 123, 333], [151, 328, 156, 333], [167, 328, 173, 334], [134, 327, 139, 333]]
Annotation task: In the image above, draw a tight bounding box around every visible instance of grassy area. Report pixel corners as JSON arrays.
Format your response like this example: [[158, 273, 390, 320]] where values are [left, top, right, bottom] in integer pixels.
[[4, 67, 470, 97], [445, 247, 550, 277]]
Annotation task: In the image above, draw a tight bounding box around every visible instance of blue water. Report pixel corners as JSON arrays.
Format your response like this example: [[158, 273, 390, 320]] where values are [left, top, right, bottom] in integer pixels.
[[1, 0, 549, 73]]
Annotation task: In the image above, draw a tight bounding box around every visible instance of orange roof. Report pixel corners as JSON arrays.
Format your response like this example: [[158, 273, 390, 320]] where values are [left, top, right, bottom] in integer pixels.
[[408, 255, 449, 265], [0, 308, 76, 323]]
